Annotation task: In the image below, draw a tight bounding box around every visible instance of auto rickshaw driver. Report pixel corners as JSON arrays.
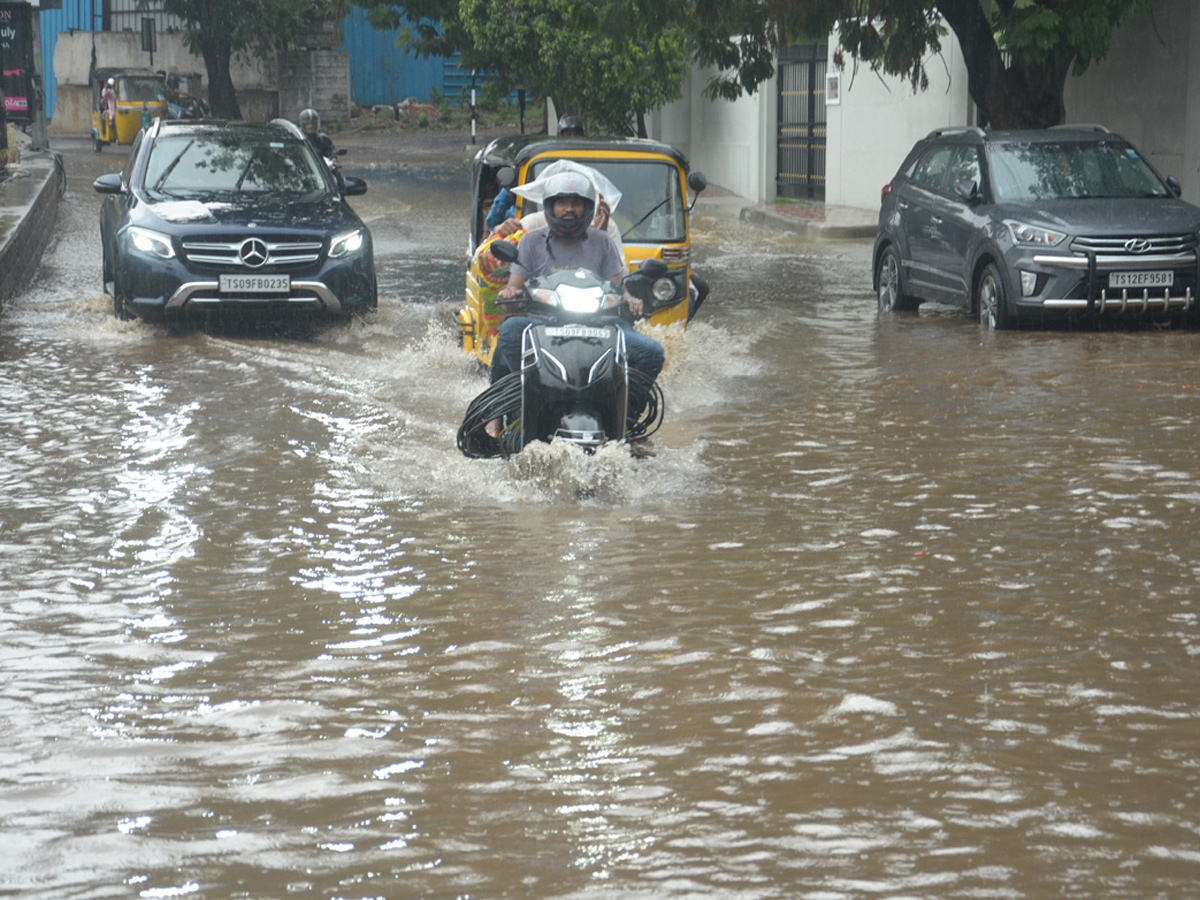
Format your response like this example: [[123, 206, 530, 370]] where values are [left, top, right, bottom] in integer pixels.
[[100, 78, 116, 141]]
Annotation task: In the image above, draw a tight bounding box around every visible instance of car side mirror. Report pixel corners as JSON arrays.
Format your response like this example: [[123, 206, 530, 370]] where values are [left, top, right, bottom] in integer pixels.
[[342, 176, 367, 197], [956, 178, 981, 204], [1166, 175, 1183, 198], [93, 172, 125, 195]]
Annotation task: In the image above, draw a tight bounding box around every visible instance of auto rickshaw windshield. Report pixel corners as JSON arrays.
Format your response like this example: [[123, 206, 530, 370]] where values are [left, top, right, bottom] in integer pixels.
[[120, 77, 166, 103], [528, 158, 687, 242]]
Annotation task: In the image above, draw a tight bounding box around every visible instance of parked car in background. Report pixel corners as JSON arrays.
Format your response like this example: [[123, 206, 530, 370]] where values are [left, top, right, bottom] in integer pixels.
[[94, 118, 376, 323], [873, 125, 1200, 329]]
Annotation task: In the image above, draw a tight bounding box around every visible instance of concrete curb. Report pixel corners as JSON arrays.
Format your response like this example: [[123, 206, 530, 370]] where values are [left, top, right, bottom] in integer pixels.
[[0, 142, 65, 307]]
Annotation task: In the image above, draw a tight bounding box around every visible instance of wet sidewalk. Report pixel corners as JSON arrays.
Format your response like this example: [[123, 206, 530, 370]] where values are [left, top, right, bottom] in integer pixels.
[[0, 131, 65, 306], [695, 187, 877, 241]]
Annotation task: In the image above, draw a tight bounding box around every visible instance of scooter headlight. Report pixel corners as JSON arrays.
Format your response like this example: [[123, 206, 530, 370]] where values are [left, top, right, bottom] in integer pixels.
[[329, 228, 365, 259], [127, 226, 175, 260], [651, 278, 676, 302]]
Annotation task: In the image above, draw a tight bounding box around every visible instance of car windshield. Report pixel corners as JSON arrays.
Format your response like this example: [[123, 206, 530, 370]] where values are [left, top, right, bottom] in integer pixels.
[[143, 132, 328, 195], [528, 158, 686, 242], [987, 140, 1171, 201]]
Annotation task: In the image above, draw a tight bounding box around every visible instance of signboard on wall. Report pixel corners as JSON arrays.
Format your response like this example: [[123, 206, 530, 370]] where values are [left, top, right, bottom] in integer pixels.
[[0, 1, 34, 122]]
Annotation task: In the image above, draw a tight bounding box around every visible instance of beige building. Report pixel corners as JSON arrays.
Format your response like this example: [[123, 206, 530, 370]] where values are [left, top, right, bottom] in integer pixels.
[[649, 0, 1200, 212]]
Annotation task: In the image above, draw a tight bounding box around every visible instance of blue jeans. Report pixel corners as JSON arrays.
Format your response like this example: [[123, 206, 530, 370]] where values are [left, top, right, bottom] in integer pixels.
[[490, 315, 665, 387]]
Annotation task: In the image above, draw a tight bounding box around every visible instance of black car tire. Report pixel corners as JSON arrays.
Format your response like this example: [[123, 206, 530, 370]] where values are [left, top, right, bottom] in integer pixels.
[[111, 268, 132, 321], [102, 246, 114, 296], [977, 263, 1012, 330], [876, 246, 919, 313]]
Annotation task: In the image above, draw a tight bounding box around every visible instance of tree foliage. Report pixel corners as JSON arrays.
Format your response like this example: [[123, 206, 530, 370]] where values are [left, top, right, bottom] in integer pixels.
[[330, 0, 1160, 131], [151, 0, 345, 119], [761, 0, 1157, 128], [353, 0, 799, 133]]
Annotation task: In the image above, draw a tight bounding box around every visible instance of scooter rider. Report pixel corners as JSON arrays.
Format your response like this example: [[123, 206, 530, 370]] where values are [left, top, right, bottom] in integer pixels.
[[488, 171, 665, 444], [299, 107, 335, 159]]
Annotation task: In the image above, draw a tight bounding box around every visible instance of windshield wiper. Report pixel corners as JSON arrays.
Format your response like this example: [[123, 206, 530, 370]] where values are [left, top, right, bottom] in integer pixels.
[[153, 139, 196, 191], [622, 196, 672, 239]]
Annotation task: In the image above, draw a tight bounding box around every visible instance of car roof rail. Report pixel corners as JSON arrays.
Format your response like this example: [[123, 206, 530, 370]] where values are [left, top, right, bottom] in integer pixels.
[[926, 125, 986, 139], [1050, 123, 1111, 133]]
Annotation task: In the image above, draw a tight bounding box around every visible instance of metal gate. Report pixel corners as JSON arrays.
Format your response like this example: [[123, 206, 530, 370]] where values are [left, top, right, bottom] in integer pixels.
[[777, 42, 827, 200]]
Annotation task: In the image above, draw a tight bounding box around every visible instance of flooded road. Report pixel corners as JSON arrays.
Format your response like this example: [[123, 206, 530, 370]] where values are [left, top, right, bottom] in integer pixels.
[[2, 135, 1198, 899]]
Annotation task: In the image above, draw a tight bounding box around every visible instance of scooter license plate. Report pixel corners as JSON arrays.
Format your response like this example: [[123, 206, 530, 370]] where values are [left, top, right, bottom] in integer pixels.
[[544, 325, 609, 339], [219, 274, 291, 294]]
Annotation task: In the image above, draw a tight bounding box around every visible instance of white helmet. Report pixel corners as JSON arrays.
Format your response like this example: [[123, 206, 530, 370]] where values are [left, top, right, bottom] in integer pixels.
[[542, 171, 597, 240]]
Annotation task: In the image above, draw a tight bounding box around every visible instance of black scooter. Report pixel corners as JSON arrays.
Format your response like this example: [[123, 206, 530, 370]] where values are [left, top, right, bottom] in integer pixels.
[[457, 242, 666, 459]]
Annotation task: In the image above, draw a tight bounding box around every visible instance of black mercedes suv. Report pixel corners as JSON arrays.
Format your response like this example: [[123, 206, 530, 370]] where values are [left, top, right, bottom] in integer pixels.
[[94, 118, 376, 323], [873, 125, 1200, 329]]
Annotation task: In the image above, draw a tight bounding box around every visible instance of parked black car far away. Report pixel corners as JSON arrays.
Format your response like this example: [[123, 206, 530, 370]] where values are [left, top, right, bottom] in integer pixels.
[[873, 125, 1200, 329]]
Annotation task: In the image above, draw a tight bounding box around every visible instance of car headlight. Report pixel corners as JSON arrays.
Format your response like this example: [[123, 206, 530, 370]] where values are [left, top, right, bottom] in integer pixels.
[[127, 226, 175, 259], [1005, 220, 1066, 247], [329, 228, 365, 259]]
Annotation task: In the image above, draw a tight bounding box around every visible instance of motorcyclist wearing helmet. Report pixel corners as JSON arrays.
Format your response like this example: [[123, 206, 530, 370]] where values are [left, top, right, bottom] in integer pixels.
[[557, 113, 584, 137], [299, 107, 335, 159], [488, 170, 665, 446]]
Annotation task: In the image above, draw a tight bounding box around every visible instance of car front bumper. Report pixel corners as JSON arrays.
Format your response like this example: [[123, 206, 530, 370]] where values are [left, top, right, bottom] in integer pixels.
[[1010, 245, 1200, 317], [119, 252, 376, 322]]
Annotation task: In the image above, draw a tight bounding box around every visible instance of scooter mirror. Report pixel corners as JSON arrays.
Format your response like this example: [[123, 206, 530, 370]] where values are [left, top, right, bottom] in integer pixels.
[[636, 258, 668, 279], [489, 238, 520, 264]]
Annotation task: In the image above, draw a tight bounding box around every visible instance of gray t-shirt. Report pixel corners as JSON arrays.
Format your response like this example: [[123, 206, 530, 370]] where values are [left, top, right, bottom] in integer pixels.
[[512, 226, 626, 282]]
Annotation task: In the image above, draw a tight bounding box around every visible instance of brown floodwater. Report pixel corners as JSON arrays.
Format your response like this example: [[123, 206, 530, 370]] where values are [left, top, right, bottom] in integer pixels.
[[1, 137, 1198, 899]]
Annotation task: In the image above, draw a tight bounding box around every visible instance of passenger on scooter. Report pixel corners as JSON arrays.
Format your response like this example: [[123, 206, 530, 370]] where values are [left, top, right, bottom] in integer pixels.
[[488, 171, 665, 449], [490, 160, 624, 254]]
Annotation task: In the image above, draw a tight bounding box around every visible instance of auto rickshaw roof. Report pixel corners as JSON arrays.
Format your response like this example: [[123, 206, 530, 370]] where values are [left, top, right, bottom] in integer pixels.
[[474, 134, 691, 174], [92, 66, 162, 86]]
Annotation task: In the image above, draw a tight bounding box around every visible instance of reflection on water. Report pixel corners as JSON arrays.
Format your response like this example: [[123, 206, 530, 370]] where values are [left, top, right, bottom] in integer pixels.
[[0, 144, 1198, 898]]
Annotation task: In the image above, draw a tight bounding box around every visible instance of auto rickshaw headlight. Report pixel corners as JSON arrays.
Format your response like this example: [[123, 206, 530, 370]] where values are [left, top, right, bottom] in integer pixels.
[[329, 228, 365, 258], [652, 277, 676, 302], [128, 226, 175, 260]]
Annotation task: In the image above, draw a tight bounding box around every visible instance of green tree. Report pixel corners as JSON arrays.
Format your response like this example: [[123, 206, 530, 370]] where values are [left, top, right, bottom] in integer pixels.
[[353, 0, 708, 134], [723, 0, 1157, 128], [151, 0, 346, 119]]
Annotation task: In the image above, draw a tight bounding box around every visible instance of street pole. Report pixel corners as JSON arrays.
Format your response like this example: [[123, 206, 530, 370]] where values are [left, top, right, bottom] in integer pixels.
[[29, 4, 49, 150]]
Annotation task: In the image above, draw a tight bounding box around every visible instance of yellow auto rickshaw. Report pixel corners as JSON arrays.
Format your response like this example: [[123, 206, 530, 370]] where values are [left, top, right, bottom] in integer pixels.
[[460, 135, 707, 367], [91, 67, 169, 152]]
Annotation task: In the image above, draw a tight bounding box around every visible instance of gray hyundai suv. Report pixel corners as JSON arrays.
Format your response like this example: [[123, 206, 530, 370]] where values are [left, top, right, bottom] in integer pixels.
[[873, 125, 1200, 329]]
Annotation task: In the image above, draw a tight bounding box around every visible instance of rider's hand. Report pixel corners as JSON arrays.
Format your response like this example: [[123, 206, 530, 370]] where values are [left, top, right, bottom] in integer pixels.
[[498, 284, 521, 301], [594, 197, 611, 232], [625, 294, 645, 318], [492, 217, 522, 237]]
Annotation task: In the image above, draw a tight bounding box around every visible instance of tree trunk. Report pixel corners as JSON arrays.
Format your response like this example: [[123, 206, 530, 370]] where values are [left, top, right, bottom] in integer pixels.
[[937, 0, 1070, 128], [199, 40, 242, 120]]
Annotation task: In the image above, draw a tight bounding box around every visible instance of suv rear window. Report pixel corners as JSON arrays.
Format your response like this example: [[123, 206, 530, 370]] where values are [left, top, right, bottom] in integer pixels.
[[987, 140, 1171, 201]]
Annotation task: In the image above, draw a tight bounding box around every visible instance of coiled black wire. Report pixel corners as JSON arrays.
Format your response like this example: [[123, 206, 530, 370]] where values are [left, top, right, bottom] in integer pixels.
[[456, 372, 523, 459], [457, 367, 664, 458]]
